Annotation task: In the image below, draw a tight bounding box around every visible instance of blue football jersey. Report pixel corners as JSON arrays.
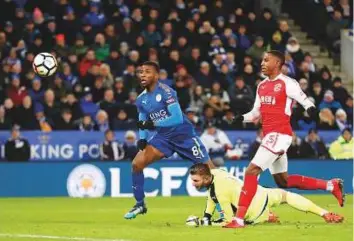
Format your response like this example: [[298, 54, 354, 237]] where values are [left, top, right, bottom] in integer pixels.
[[136, 82, 195, 137]]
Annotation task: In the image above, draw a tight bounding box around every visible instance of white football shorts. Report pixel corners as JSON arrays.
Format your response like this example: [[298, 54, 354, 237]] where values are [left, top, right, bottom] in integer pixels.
[[251, 132, 292, 174]]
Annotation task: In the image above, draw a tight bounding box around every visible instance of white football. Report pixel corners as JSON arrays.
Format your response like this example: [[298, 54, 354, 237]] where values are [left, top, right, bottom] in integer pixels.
[[185, 215, 200, 227], [33, 52, 58, 77]]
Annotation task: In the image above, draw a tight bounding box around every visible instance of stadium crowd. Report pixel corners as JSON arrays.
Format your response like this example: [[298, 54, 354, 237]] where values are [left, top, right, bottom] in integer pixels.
[[0, 0, 352, 160]]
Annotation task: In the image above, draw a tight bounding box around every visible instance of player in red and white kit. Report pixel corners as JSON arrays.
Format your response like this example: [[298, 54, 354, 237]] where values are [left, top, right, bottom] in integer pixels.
[[224, 50, 345, 229]]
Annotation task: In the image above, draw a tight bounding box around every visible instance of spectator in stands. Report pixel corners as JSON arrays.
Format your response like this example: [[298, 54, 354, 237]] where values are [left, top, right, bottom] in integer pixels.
[[61, 7, 81, 46], [0, 106, 11, 130], [311, 81, 324, 106], [82, 1, 106, 28], [318, 108, 338, 130], [319, 90, 342, 113], [219, 110, 239, 130], [43, 89, 60, 121], [337, 0, 352, 21], [318, 67, 333, 90], [267, 30, 285, 53], [278, 20, 292, 45], [185, 107, 203, 132], [95, 110, 109, 132], [158, 69, 173, 87], [200, 123, 233, 166], [54, 109, 76, 130], [287, 132, 302, 159], [344, 96, 353, 124], [303, 52, 317, 72], [299, 129, 329, 159], [50, 74, 70, 101], [106, 48, 125, 77], [284, 53, 296, 77], [77, 114, 96, 132], [119, 18, 137, 44], [70, 33, 88, 58], [207, 82, 230, 106], [7, 74, 27, 106], [194, 61, 214, 91], [335, 109, 352, 131], [141, 22, 162, 47], [198, 21, 216, 53], [202, 105, 221, 128], [5, 125, 30, 162], [228, 76, 254, 114], [53, 34, 69, 58], [246, 36, 265, 62], [34, 103, 53, 132], [80, 87, 99, 119], [329, 128, 353, 160], [79, 49, 100, 77], [61, 63, 79, 88], [299, 78, 310, 96], [248, 128, 263, 160], [326, 9, 349, 52], [331, 77, 351, 107], [3, 98, 16, 123], [113, 77, 129, 103], [237, 24, 251, 50], [100, 129, 124, 161], [258, 8, 277, 45], [92, 33, 110, 61], [16, 96, 37, 130], [208, 35, 226, 59], [286, 37, 304, 64], [112, 109, 136, 130], [123, 64, 139, 91], [99, 89, 116, 117], [61, 93, 82, 121], [123, 130, 138, 161]]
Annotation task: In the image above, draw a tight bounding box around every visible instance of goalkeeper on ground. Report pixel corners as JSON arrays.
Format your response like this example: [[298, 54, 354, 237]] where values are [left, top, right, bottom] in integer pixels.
[[189, 163, 344, 226]]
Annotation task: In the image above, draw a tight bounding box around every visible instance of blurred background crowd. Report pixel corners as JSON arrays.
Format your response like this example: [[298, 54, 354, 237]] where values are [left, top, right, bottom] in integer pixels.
[[0, 0, 353, 161]]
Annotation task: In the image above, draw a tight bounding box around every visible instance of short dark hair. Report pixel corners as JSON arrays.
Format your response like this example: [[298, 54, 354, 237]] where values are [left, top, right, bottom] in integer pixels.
[[267, 50, 285, 67], [141, 61, 160, 72], [189, 163, 211, 177]]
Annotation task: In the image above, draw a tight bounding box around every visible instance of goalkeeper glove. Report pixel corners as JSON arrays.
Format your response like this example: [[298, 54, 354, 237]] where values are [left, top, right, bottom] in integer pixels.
[[137, 139, 148, 150], [306, 106, 318, 120], [137, 120, 155, 130], [200, 216, 212, 226], [211, 218, 226, 226]]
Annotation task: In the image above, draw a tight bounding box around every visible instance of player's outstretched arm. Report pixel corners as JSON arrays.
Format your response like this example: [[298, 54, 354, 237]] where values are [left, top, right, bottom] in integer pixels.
[[285, 78, 316, 115], [154, 103, 183, 127], [241, 87, 261, 122]]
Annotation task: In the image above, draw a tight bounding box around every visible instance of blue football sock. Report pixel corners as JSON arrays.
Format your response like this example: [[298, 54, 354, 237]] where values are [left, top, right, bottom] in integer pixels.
[[132, 171, 145, 205]]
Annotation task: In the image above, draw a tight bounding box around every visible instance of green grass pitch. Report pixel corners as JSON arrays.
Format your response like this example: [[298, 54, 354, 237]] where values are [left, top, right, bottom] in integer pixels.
[[0, 195, 352, 241]]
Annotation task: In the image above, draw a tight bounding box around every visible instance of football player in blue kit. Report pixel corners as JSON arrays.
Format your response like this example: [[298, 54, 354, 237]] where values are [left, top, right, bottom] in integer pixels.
[[124, 61, 215, 219]]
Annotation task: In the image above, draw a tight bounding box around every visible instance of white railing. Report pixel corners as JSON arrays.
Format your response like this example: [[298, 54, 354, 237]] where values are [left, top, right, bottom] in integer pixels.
[[340, 29, 353, 80]]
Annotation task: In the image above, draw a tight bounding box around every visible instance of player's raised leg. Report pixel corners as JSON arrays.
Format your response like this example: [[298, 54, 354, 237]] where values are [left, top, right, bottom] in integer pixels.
[[270, 154, 345, 207], [124, 144, 164, 219], [224, 144, 283, 228], [283, 190, 344, 223]]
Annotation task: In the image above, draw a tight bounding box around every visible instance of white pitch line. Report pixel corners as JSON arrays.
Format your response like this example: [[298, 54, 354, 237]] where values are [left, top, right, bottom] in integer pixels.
[[0, 233, 133, 241]]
